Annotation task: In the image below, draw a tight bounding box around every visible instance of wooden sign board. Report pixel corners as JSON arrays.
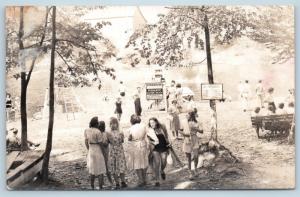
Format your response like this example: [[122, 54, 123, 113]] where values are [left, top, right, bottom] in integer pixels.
[[201, 83, 223, 100], [146, 82, 164, 100]]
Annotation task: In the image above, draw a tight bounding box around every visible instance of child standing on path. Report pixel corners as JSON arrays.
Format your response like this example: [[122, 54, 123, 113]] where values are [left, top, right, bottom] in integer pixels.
[[107, 117, 127, 189], [182, 111, 202, 180]]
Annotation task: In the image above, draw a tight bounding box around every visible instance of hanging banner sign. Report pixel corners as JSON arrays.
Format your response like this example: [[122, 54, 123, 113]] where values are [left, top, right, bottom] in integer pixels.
[[146, 82, 164, 100], [201, 83, 223, 100]]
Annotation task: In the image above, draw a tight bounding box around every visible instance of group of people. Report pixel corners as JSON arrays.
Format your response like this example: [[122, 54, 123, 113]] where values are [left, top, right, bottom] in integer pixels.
[[114, 81, 142, 121], [250, 80, 295, 116], [84, 115, 166, 189], [239, 80, 295, 115], [84, 80, 205, 189]]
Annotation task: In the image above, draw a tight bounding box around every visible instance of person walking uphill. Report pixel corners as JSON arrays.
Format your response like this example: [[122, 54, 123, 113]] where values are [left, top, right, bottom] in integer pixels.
[[114, 97, 123, 121], [134, 94, 142, 116], [147, 117, 171, 187], [106, 117, 127, 189], [84, 117, 107, 190], [127, 114, 149, 187]]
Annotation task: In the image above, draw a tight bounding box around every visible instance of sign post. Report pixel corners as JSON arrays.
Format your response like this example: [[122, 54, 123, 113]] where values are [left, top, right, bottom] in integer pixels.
[[201, 83, 223, 100], [145, 82, 166, 111]]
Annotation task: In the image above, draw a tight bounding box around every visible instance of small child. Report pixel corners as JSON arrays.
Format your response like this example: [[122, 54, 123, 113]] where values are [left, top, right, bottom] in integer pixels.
[[184, 111, 202, 180], [106, 117, 127, 189], [115, 97, 122, 121]]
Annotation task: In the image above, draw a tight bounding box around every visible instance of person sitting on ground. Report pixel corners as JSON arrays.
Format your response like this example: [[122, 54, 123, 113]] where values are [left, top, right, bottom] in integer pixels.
[[276, 103, 287, 115], [6, 128, 40, 152]]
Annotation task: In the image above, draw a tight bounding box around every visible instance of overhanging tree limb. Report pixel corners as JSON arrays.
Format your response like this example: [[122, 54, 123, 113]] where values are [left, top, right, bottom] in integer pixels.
[[26, 7, 50, 87], [56, 38, 96, 51]]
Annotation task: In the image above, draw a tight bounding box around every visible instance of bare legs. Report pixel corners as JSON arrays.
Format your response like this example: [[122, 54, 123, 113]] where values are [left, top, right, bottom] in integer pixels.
[[90, 175, 95, 189], [136, 168, 147, 186], [117, 113, 122, 121], [186, 150, 199, 180], [90, 174, 104, 189], [152, 151, 168, 186], [112, 173, 127, 189]]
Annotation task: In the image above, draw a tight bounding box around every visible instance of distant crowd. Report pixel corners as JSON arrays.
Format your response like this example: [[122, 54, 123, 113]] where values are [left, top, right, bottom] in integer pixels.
[[238, 80, 295, 116]]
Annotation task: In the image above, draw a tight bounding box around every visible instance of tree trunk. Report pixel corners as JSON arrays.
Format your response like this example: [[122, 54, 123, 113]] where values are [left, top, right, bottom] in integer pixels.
[[42, 6, 56, 182], [204, 14, 217, 141], [18, 6, 29, 151], [20, 73, 28, 150]]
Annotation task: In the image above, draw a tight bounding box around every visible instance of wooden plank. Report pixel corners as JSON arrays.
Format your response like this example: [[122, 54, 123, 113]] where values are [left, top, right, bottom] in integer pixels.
[[7, 157, 43, 189], [6, 151, 20, 172], [7, 150, 44, 186]]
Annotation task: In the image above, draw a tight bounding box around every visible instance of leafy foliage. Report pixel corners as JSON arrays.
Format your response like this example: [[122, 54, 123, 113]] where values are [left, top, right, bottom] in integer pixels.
[[126, 6, 294, 68], [6, 6, 116, 88]]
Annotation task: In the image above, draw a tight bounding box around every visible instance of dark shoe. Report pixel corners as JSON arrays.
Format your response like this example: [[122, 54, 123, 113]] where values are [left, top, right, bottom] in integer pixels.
[[137, 182, 145, 188], [121, 182, 127, 188], [155, 182, 160, 187], [115, 183, 120, 190], [161, 172, 166, 180]]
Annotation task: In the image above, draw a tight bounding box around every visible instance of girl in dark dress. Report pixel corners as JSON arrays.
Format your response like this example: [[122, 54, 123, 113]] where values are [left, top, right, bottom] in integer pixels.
[[6, 93, 12, 121], [115, 97, 122, 121], [148, 117, 170, 187], [134, 94, 142, 116]]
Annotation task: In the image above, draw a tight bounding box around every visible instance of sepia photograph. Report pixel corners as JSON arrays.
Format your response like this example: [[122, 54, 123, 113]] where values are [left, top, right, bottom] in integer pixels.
[[5, 5, 295, 190]]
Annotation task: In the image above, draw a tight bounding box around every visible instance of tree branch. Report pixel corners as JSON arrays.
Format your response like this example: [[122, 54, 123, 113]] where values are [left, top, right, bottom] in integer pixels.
[[55, 50, 77, 76], [56, 38, 96, 51], [39, 7, 50, 46], [26, 7, 50, 87], [86, 50, 101, 83], [18, 7, 24, 50], [25, 57, 37, 87]]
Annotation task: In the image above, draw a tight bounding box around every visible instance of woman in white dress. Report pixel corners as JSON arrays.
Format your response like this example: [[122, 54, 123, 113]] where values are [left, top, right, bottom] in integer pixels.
[[127, 114, 149, 187], [84, 116, 107, 189]]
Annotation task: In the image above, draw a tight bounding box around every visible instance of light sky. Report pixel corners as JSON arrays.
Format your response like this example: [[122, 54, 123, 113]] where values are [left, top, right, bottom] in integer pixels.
[[83, 6, 168, 49]]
